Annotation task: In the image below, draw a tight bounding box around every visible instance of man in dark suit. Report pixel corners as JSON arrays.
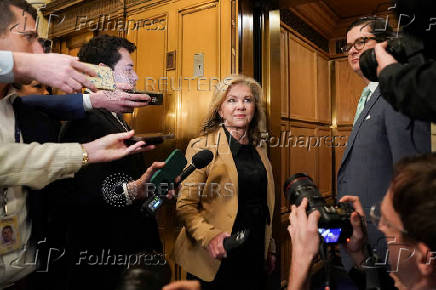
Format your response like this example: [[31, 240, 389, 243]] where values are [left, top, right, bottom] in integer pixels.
[[51, 35, 168, 290], [337, 17, 431, 272]]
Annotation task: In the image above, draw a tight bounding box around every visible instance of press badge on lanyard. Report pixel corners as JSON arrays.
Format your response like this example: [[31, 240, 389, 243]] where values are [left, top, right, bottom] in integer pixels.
[[0, 113, 23, 254]]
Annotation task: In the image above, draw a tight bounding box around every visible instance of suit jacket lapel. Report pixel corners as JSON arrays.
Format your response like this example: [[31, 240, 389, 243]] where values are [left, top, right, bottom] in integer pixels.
[[97, 109, 128, 133], [340, 86, 381, 168], [213, 127, 239, 196]]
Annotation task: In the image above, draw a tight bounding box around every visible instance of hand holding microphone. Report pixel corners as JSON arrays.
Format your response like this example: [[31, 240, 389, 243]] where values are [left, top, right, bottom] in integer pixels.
[[142, 149, 214, 215], [102, 149, 212, 210], [208, 229, 250, 260]]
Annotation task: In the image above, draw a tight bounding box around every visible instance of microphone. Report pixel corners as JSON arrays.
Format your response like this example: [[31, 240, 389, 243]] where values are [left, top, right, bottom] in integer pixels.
[[176, 149, 214, 186], [143, 149, 214, 215], [223, 229, 250, 253]]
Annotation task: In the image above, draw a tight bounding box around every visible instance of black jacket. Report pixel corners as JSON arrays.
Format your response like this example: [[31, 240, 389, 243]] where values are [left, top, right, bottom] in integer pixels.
[[52, 109, 161, 290], [379, 60, 436, 122]]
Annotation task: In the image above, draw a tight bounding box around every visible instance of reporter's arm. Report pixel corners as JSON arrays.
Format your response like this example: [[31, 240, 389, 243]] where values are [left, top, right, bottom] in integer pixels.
[[288, 257, 312, 290], [18, 90, 151, 120], [88, 90, 151, 113], [12, 52, 97, 93], [16, 94, 86, 120], [287, 199, 320, 290], [0, 142, 83, 190], [163, 281, 200, 290], [0, 130, 147, 190]]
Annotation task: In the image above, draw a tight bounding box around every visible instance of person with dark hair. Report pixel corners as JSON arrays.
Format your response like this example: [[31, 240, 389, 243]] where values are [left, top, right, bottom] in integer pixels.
[[49, 34, 173, 290], [116, 258, 171, 290], [78, 35, 136, 69], [78, 34, 138, 90], [379, 153, 436, 289], [288, 153, 436, 290], [12, 81, 48, 96], [36, 38, 52, 54], [337, 16, 430, 273]]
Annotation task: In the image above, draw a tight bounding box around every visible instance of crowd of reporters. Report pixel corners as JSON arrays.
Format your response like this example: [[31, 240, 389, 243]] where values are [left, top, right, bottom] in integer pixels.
[[2, 0, 436, 289], [0, 1, 275, 289]]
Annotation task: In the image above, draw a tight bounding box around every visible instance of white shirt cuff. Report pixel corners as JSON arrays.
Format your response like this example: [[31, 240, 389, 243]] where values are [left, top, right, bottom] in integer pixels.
[[0, 51, 15, 83], [83, 94, 93, 111], [123, 183, 133, 205]]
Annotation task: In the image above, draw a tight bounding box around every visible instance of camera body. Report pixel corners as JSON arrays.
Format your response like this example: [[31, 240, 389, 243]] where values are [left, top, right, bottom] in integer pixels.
[[284, 173, 353, 244], [360, 33, 426, 82]]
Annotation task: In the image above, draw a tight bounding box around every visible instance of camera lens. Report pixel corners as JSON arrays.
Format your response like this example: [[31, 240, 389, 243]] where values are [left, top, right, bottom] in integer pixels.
[[283, 173, 324, 209]]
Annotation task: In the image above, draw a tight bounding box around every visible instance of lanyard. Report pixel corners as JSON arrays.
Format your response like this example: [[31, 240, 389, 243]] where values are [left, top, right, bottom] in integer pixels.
[[14, 107, 21, 143], [1, 107, 21, 216]]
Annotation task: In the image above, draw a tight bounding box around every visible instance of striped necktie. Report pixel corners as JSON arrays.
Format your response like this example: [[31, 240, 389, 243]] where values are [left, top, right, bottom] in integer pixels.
[[353, 86, 371, 125]]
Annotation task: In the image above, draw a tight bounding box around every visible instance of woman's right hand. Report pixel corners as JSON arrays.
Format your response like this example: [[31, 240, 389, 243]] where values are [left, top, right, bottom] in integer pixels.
[[207, 232, 230, 260]]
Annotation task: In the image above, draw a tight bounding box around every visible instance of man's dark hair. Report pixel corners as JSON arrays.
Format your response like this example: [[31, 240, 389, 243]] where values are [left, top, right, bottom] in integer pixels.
[[38, 37, 52, 53], [391, 153, 436, 251], [78, 35, 136, 69], [0, 0, 37, 36], [2, 225, 13, 232], [346, 16, 393, 42], [116, 259, 171, 290]]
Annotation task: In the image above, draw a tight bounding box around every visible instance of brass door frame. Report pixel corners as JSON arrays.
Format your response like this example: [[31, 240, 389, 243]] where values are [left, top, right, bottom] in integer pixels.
[[238, 0, 282, 286]]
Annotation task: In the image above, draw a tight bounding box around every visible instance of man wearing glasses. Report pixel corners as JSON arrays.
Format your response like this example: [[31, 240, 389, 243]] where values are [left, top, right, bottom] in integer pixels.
[[337, 16, 430, 272]]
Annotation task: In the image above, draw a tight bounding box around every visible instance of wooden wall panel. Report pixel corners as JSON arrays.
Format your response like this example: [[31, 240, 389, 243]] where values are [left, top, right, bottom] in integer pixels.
[[289, 124, 317, 182], [316, 55, 331, 124], [128, 14, 169, 134], [334, 58, 366, 125], [289, 35, 316, 122], [178, 3, 220, 142]]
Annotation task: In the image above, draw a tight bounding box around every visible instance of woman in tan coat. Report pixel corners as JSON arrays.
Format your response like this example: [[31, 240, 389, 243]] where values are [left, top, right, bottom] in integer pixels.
[[175, 75, 275, 289]]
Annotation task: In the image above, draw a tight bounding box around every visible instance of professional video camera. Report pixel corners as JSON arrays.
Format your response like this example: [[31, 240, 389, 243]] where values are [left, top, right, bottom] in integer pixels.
[[356, 0, 436, 122], [359, 33, 426, 82], [284, 173, 354, 244]]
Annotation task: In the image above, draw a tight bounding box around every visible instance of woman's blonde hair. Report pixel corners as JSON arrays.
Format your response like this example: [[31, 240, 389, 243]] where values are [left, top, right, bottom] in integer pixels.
[[201, 75, 267, 145]]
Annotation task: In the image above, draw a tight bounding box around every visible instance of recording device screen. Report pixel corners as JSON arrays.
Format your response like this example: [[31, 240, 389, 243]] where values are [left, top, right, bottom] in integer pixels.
[[148, 196, 164, 211], [318, 228, 342, 243]]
